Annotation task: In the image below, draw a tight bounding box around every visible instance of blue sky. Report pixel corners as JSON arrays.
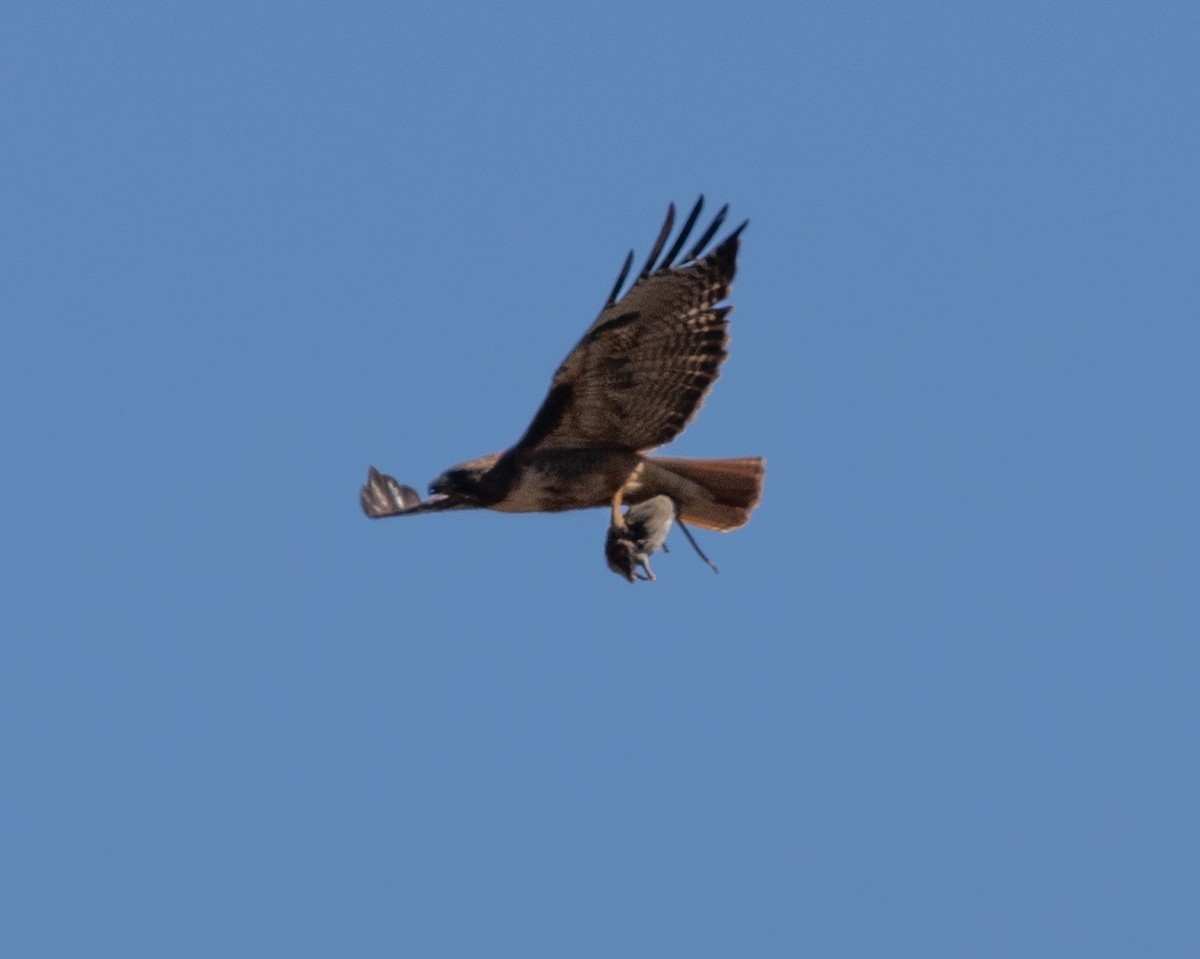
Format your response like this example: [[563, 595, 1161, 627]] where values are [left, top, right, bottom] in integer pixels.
[[3, 1, 1198, 955]]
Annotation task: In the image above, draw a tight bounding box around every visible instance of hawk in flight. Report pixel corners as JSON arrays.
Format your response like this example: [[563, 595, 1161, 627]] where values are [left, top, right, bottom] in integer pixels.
[[361, 197, 765, 560]]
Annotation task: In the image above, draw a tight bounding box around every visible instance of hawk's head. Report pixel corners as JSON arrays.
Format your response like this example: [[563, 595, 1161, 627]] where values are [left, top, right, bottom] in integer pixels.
[[428, 451, 506, 506]]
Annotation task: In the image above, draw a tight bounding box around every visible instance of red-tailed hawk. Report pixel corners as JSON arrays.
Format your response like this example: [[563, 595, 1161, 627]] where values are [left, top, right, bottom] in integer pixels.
[[361, 197, 765, 553]]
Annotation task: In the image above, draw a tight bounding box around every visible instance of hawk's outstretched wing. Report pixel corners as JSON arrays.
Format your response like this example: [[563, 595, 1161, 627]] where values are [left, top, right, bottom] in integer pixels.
[[513, 197, 747, 454]]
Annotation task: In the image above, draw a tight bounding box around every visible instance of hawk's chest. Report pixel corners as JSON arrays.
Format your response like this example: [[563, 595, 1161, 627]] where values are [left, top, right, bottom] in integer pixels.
[[491, 448, 642, 513]]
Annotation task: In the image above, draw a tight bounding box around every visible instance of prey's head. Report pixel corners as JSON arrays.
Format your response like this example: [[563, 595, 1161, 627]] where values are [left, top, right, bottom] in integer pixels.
[[605, 527, 650, 582]]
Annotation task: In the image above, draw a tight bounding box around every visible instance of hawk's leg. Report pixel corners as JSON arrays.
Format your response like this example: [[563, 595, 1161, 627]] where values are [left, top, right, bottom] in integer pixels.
[[609, 463, 645, 532], [610, 485, 628, 532]]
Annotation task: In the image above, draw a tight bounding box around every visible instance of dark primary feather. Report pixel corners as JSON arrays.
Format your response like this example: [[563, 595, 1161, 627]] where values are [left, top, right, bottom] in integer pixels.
[[635, 202, 675, 284], [659, 197, 705, 271], [603, 251, 634, 310], [516, 197, 748, 453], [686, 203, 730, 261], [603, 196, 726, 307]]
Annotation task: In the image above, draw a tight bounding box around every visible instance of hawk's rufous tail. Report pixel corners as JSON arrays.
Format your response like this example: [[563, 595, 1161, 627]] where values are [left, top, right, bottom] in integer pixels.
[[642, 456, 765, 531]]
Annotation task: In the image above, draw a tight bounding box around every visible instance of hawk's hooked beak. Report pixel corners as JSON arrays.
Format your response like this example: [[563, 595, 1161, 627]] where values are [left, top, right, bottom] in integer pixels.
[[427, 483, 463, 505], [428, 465, 486, 504], [429, 470, 459, 498]]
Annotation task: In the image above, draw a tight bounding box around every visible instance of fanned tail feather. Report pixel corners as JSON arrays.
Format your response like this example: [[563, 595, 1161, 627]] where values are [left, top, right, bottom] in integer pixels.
[[644, 455, 765, 531]]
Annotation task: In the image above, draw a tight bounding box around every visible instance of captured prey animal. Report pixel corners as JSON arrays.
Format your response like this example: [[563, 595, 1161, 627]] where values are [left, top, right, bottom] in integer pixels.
[[360, 197, 765, 575], [605, 495, 677, 582], [604, 495, 720, 582]]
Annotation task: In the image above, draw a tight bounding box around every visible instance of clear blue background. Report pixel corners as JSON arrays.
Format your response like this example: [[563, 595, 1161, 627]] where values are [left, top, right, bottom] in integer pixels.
[[4, 2, 1197, 955]]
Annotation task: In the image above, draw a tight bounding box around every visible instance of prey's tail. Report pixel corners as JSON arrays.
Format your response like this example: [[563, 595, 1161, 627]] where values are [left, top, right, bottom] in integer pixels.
[[641, 456, 765, 531]]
